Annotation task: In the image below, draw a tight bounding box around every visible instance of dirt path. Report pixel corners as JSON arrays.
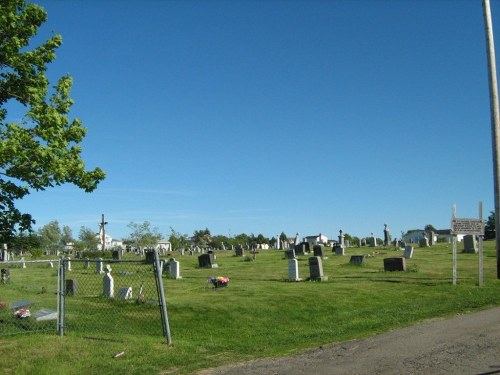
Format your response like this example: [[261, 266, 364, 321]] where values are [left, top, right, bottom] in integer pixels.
[[194, 307, 500, 375]]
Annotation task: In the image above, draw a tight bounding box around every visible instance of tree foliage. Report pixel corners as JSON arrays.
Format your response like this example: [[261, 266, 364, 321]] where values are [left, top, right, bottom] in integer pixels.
[[168, 227, 189, 251], [77, 226, 99, 251], [0, 0, 105, 241], [38, 220, 62, 252], [127, 221, 162, 252], [485, 211, 495, 240]]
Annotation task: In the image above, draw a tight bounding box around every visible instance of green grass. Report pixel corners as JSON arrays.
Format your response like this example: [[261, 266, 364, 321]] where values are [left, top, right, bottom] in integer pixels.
[[0, 241, 499, 374]]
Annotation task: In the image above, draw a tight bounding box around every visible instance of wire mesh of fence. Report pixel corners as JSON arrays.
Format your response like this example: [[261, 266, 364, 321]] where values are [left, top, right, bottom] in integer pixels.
[[0, 260, 59, 336], [60, 257, 169, 343]]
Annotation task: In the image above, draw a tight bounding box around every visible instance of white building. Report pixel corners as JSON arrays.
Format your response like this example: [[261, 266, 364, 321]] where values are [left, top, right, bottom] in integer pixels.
[[304, 233, 329, 245]]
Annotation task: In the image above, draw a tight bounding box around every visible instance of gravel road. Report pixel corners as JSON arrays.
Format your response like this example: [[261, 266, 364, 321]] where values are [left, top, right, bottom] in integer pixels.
[[194, 307, 500, 375]]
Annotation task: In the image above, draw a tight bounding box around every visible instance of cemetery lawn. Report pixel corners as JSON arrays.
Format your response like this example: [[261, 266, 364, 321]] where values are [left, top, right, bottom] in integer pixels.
[[1, 242, 499, 374]]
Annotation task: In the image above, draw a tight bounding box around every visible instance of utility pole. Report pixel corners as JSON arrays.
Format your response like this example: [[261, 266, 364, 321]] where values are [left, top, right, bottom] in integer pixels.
[[483, 0, 500, 279], [99, 214, 108, 252]]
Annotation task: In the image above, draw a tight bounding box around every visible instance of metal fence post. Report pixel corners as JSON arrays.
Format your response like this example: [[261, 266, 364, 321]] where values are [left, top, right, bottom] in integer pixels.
[[153, 250, 172, 345], [58, 259, 65, 336]]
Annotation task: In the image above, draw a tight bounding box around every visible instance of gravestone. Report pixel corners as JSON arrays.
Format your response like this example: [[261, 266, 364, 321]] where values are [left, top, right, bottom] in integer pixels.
[[334, 246, 345, 256], [34, 309, 58, 321], [145, 250, 155, 264], [65, 279, 78, 295], [419, 234, 429, 247], [463, 235, 478, 254], [313, 245, 327, 259], [112, 250, 121, 260], [383, 224, 391, 246], [284, 249, 296, 259], [96, 258, 104, 274], [103, 265, 114, 298], [165, 258, 181, 279], [180, 248, 185, 256], [361, 238, 367, 247], [349, 255, 365, 266], [369, 236, 376, 247], [48, 261, 54, 268], [295, 242, 310, 255], [429, 231, 435, 246], [1, 268, 10, 283], [198, 253, 218, 268], [20, 257, 26, 269], [2, 244, 8, 261], [383, 257, 406, 271], [85, 258, 90, 269], [117, 287, 133, 300], [235, 246, 244, 257], [338, 230, 345, 247], [288, 259, 301, 281], [65, 257, 71, 272], [403, 246, 414, 259], [308, 256, 328, 281]]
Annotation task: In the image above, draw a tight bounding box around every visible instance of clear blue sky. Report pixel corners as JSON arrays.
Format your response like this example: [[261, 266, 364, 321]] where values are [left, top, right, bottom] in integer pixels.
[[13, 0, 500, 241]]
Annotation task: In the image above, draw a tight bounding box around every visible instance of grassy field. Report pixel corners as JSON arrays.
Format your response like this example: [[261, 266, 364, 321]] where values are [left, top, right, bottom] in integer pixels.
[[0, 241, 499, 374]]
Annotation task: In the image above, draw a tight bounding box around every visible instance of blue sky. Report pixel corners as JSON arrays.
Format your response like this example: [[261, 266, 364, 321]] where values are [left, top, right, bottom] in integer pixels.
[[11, 0, 500, 241]]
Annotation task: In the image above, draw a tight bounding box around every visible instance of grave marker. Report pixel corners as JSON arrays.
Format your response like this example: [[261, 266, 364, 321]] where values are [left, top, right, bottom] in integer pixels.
[[308, 256, 328, 281], [383, 257, 406, 271], [403, 246, 414, 259], [288, 259, 301, 281]]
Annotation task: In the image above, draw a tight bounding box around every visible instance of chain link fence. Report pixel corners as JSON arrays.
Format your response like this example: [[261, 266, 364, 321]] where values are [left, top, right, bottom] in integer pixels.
[[1, 252, 171, 344], [59, 255, 170, 344], [0, 259, 59, 335]]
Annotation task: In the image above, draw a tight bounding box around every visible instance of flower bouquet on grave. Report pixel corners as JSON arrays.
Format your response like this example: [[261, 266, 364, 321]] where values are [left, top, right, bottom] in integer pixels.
[[13, 307, 30, 319], [208, 276, 229, 288]]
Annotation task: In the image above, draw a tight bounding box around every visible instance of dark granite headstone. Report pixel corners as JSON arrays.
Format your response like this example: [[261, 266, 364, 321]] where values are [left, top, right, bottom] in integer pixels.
[[295, 242, 310, 255], [145, 250, 155, 264], [308, 256, 328, 281], [112, 250, 121, 260], [313, 245, 324, 258], [383, 257, 406, 271], [349, 255, 365, 265], [463, 235, 478, 254], [235, 246, 244, 257], [198, 253, 217, 268], [284, 249, 296, 259], [65, 279, 78, 295]]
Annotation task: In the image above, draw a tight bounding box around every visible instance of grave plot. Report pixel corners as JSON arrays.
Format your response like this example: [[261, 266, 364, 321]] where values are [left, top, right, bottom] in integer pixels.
[[59, 258, 169, 343], [0, 260, 59, 336]]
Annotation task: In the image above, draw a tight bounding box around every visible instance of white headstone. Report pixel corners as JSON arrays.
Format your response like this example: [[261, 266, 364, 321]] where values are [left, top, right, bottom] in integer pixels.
[[96, 258, 104, 274], [65, 257, 71, 271], [169, 258, 181, 279], [288, 259, 300, 281], [48, 261, 54, 268], [20, 257, 26, 268], [117, 287, 133, 300], [103, 264, 114, 298]]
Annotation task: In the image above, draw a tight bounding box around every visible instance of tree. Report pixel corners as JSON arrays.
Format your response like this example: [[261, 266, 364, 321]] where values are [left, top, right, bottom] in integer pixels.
[[192, 228, 211, 247], [127, 221, 162, 253], [77, 226, 99, 251], [0, 0, 105, 241], [38, 220, 62, 252], [485, 211, 495, 240], [168, 227, 189, 251], [61, 225, 73, 245], [424, 224, 437, 232]]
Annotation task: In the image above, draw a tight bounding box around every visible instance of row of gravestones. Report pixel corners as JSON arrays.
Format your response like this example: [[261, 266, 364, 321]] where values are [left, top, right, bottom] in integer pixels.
[[286, 245, 419, 281]]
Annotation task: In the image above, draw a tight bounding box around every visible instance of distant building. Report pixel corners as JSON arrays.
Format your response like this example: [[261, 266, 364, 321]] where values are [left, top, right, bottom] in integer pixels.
[[304, 233, 329, 245]]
